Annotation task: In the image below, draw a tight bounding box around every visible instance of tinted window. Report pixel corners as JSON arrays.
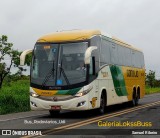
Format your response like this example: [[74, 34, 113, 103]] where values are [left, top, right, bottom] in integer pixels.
[[131, 50, 145, 68], [90, 35, 101, 72], [124, 48, 132, 66], [100, 38, 111, 66], [110, 43, 118, 65], [117, 45, 125, 66]]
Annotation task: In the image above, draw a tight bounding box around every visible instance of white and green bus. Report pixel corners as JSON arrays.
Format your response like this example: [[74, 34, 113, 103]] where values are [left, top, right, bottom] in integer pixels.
[[20, 30, 145, 115]]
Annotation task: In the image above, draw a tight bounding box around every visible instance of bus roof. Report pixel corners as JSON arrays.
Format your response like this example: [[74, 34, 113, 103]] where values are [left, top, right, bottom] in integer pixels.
[[112, 36, 142, 52], [37, 30, 101, 43], [37, 29, 142, 52]]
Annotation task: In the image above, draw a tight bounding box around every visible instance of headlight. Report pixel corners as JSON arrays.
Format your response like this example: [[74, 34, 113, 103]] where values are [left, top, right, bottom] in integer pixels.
[[75, 85, 93, 97], [30, 92, 39, 98]]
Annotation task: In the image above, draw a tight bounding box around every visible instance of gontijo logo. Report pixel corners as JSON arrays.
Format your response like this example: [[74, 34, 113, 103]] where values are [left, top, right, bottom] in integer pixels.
[[127, 70, 138, 77]]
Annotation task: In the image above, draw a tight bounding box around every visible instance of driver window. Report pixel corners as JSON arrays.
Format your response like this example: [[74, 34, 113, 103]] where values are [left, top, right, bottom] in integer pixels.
[[89, 57, 93, 75]]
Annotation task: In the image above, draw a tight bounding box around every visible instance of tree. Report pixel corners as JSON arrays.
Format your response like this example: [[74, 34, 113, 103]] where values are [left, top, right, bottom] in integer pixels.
[[146, 70, 156, 88], [0, 35, 19, 88], [0, 35, 32, 88]]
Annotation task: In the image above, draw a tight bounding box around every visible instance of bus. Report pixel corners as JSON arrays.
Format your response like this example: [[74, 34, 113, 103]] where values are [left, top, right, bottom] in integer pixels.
[[20, 30, 145, 115]]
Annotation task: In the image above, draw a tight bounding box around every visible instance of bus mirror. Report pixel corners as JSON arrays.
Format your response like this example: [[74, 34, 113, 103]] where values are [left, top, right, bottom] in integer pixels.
[[20, 49, 32, 66], [84, 46, 97, 64]]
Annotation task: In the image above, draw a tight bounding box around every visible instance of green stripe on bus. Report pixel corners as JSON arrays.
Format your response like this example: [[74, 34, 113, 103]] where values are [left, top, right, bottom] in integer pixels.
[[110, 65, 127, 96], [56, 87, 82, 95]]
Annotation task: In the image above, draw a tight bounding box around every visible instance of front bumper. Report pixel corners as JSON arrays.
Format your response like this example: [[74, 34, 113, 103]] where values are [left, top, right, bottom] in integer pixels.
[[30, 94, 89, 111]]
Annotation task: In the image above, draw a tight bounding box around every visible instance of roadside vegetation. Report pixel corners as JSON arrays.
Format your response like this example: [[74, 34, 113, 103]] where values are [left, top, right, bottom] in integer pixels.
[[145, 70, 160, 94], [145, 86, 160, 94], [0, 76, 30, 114]]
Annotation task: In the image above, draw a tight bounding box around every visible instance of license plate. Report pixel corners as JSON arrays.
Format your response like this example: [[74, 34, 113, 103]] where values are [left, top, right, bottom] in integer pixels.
[[51, 106, 61, 110]]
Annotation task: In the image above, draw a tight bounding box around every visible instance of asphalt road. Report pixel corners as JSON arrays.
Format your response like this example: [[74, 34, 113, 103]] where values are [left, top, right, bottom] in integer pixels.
[[0, 93, 160, 137]]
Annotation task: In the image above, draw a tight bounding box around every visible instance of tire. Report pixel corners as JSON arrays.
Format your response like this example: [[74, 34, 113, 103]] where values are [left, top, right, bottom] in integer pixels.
[[130, 92, 139, 107], [99, 93, 106, 114], [49, 110, 60, 117], [135, 93, 140, 106]]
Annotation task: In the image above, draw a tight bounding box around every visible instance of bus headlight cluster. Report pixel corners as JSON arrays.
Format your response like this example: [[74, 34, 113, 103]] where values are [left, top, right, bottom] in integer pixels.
[[75, 85, 93, 97], [30, 92, 39, 98]]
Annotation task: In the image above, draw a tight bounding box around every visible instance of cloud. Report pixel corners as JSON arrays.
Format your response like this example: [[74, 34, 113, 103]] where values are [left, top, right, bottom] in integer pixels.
[[0, 0, 160, 77]]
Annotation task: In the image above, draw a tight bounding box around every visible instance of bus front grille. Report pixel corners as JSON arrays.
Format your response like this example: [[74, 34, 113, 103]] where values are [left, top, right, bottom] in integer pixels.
[[37, 95, 75, 101]]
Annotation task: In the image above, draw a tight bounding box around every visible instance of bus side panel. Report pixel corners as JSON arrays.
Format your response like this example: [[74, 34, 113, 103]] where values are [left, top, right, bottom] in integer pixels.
[[108, 65, 145, 103], [122, 66, 145, 101], [96, 65, 129, 107]]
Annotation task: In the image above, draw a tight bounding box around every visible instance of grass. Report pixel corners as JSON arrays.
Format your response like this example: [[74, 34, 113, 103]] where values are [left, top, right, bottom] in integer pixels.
[[0, 80, 30, 115], [145, 86, 160, 95]]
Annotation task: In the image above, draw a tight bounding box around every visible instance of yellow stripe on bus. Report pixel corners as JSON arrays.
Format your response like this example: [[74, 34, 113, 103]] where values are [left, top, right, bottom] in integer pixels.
[[32, 88, 58, 96]]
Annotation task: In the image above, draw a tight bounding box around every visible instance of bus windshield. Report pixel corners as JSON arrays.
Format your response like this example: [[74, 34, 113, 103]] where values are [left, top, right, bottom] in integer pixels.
[[31, 42, 88, 88]]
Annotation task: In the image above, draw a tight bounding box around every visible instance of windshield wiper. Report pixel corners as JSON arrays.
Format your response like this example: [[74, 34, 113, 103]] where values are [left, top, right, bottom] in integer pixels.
[[59, 60, 70, 85], [42, 62, 55, 87]]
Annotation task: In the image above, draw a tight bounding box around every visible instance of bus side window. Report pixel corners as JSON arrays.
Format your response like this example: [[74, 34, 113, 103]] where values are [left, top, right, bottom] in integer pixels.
[[110, 43, 118, 65], [32, 59, 38, 78], [89, 57, 96, 75]]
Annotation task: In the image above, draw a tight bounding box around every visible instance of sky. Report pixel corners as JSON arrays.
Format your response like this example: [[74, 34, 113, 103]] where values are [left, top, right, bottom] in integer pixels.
[[0, 0, 160, 78]]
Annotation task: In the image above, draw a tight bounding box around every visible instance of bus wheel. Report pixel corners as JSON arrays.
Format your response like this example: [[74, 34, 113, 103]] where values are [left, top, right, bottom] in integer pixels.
[[130, 91, 137, 107], [99, 93, 106, 114], [135, 93, 140, 106], [49, 110, 60, 117]]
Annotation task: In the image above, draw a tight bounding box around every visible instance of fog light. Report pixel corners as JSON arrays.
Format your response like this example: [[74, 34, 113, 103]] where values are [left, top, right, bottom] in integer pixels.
[[31, 101, 37, 107], [77, 101, 86, 107]]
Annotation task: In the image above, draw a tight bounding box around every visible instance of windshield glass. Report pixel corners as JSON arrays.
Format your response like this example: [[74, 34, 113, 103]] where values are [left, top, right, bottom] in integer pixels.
[[31, 42, 88, 88], [57, 42, 87, 86], [31, 44, 58, 86]]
